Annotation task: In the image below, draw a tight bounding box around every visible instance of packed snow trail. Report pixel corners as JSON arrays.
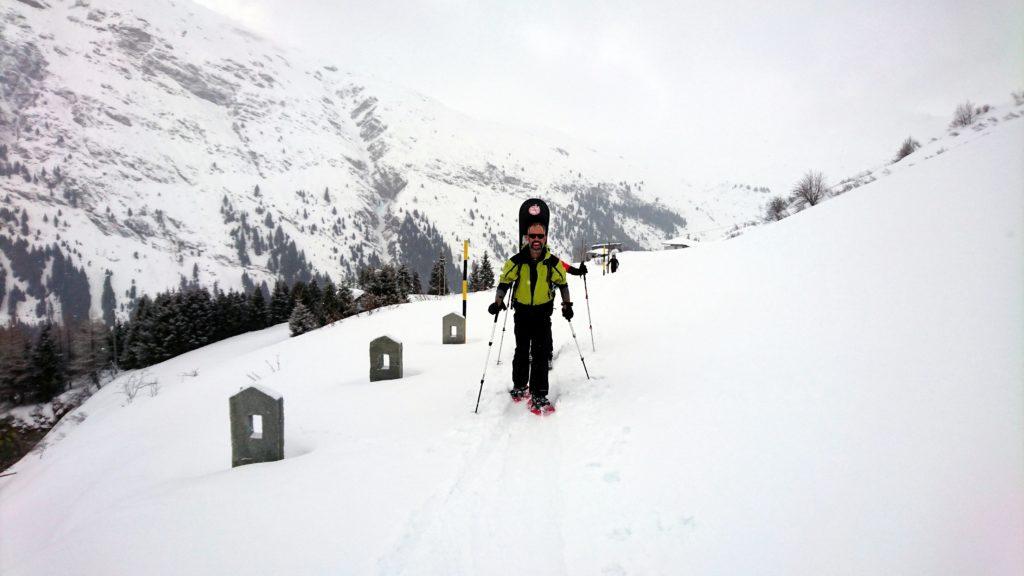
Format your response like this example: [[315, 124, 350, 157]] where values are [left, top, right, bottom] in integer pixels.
[[1, 120, 1022, 575]]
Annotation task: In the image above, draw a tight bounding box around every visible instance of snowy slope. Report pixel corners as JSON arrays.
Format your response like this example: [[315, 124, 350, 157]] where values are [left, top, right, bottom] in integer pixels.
[[662, 102, 1024, 244], [0, 0, 690, 325], [1, 72, 1022, 576]]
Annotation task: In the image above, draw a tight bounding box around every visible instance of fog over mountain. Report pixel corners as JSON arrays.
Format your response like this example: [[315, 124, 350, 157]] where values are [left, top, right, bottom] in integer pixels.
[[1, 0, 726, 325]]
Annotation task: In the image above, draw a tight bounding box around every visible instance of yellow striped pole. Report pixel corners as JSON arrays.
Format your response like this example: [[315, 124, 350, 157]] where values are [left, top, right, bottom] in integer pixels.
[[462, 240, 469, 320]]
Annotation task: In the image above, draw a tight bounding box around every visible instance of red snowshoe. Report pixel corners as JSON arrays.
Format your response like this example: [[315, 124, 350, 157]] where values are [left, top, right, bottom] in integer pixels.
[[529, 395, 556, 416], [510, 387, 529, 403]]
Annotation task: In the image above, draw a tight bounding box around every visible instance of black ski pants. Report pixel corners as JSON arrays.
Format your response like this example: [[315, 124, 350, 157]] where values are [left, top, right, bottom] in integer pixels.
[[512, 302, 553, 397]]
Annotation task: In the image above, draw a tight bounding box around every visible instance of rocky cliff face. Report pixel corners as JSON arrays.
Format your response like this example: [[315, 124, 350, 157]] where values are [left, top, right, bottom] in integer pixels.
[[0, 0, 691, 324]]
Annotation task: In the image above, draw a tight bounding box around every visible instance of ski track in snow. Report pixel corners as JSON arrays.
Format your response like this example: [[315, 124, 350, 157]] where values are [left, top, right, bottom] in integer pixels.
[[379, 354, 575, 576]]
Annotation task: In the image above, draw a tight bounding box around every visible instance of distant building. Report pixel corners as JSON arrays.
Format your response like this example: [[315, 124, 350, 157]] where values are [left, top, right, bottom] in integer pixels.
[[662, 237, 699, 250], [585, 242, 623, 260]]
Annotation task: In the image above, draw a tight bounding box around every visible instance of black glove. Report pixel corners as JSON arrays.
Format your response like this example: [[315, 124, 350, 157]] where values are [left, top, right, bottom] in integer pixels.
[[561, 302, 574, 320], [488, 301, 507, 316], [577, 262, 588, 275]]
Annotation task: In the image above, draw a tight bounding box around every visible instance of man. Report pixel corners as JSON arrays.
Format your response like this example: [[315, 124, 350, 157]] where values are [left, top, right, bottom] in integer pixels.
[[488, 221, 572, 415], [609, 254, 619, 273]]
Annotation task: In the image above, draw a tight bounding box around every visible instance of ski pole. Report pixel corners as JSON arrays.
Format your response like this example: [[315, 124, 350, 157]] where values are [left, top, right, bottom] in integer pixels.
[[567, 319, 591, 380], [582, 270, 595, 352], [494, 282, 515, 366], [474, 306, 504, 414]]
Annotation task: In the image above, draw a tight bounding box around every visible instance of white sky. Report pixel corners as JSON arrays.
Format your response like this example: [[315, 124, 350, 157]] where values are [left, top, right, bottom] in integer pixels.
[[194, 0, 1024, 193]]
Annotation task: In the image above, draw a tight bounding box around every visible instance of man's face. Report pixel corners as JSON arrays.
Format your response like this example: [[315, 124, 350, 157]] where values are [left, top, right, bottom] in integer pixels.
[[526, 223, 546, 252]]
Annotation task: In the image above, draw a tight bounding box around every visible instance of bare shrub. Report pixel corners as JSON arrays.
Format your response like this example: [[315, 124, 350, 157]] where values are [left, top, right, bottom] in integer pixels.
[[790, 171, 828, 208], [118, 370, 159, 404], [764, 196, 789, 222], [892, 136, 921, 163], [1013, 90, 1024, 106], [264, 355, 281, 373], [950, 100, 981, 128]]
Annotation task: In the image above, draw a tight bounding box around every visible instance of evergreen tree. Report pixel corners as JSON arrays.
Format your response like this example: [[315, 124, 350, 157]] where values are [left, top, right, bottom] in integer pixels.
[[139, 293, 173, 364], [290, 281, 306, 311], [180, 284, 214, 348], [31, 324, 64, 402], [357, 266, 374, 290], [429, 252, 449, 296], [288, 302, 317, 337], [468, 261, 482, 291], [47, 247, 92, 326], [301, 280, 323, 321], [336, 282, 354, 319], [0, 264, 7, 315], [479, 252, 495, 290], [233, 290, 254, 335], [396, 263, 413, 300], [0, 327, 32, 405], [120, 295, 151, 369], [411, 271, 423, 295], [101, 271, 117, 326], [70, 320, 111, 387], [241, 271, 255, 294], [213, 290, 248, 341], [321, 280, 339, 324], [0, 416, 24, 471], [268, 280, 292, 324], [249, 289, 268, 330], [367, 264, 402, 307]]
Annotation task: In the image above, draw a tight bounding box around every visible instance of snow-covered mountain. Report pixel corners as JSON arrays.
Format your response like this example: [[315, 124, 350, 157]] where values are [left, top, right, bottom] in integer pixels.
[[0, 0, 693, 325], [1, 96, 1020, 576]]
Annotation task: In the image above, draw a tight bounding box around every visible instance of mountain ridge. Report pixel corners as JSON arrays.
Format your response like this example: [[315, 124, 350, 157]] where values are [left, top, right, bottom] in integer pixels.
[[0, 0, 695, 325]]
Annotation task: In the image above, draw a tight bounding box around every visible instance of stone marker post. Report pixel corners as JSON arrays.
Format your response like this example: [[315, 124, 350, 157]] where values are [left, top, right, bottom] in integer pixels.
[[443, 313, 466, 344], [230, 385, 284, 468], [370, 335, 403, 381]]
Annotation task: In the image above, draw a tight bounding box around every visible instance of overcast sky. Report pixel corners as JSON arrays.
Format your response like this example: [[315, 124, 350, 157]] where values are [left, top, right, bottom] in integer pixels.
[[194, 0, 1023, 193]]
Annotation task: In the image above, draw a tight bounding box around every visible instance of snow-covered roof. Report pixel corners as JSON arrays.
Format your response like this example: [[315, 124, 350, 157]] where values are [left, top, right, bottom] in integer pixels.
[[662, 236, 700, 247], [237, 385, 283, 400], [586, 248, 621, 257]]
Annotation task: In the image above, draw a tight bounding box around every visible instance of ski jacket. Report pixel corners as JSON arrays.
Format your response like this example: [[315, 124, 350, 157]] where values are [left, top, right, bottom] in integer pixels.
[[497, 248, 569, 307]]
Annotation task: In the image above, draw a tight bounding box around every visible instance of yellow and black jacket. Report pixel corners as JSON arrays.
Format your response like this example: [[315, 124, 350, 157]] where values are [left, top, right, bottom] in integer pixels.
[[497, 248, 569, 307]]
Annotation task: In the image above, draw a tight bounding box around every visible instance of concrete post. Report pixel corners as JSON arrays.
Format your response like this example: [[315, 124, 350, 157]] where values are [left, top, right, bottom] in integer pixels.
[[230, 385, 284, 468]]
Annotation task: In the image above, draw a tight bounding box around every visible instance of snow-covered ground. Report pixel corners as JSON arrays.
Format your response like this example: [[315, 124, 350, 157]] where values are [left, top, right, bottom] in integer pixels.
[[1, 115, 1021, 575]]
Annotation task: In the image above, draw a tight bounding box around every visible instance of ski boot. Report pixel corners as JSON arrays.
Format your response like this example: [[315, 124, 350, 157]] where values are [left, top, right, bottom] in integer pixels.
[[509, 386, 529, 403], [529, 395, 556, 416]]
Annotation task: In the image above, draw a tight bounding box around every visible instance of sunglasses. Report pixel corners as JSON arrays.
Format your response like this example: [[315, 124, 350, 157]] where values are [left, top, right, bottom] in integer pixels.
[[527, 233, 546, 239]]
